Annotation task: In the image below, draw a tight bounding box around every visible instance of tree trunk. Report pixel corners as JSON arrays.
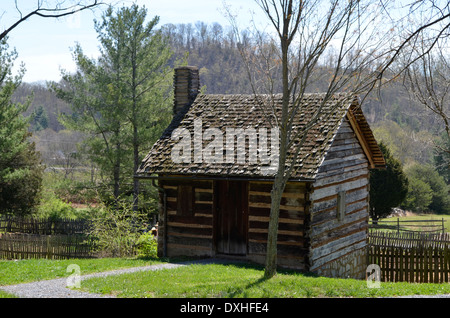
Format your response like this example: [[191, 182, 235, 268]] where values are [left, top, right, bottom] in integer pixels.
[[264, 173, 285, 278], [264, 7, 291, 278], [133, 124, 139, 212], [131, 49, 139, 212], [113, 144, 121, 201]]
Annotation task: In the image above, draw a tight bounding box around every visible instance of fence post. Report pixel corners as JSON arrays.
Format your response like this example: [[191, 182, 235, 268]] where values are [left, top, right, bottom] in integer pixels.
[[46, 235, 52, 259]]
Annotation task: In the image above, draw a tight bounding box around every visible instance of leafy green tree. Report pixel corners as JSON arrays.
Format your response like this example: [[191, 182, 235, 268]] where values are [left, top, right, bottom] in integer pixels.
[[0, 38, 44, 215], [52, 5, 173, 205], [54, 43, 130, 201], [369, 142, 408, 221], [403, 164, 450, 214], [402, 176, 433, 213]]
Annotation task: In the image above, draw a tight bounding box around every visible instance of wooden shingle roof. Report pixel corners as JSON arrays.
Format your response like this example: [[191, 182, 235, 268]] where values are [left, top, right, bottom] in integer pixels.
[[136, 92, 384, 180]]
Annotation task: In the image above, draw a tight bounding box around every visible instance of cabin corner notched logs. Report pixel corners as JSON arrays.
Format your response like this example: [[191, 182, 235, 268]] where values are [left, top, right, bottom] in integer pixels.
[[308, 118, 370, 278]]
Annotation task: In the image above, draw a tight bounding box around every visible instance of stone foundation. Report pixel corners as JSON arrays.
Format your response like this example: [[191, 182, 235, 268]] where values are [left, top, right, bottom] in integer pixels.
[[314, 247, 367, 280]]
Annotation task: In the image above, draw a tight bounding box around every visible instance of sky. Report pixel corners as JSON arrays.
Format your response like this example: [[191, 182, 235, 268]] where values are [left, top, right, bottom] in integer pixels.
[[1, 0, 264, 83]]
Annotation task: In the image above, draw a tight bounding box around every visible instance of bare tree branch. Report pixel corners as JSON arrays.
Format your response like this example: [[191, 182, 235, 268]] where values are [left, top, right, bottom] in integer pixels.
[[376, 1, 450, 82], [0, 1, 105, 41], [403, 40, 450, 145]]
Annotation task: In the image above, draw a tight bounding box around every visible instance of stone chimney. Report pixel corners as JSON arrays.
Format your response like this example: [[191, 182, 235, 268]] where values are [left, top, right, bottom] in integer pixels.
[[173, 66, 200, 116]]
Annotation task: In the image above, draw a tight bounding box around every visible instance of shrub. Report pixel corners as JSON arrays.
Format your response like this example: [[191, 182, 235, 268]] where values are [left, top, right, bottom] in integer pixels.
[[35, 190, 77, 219], [88, 201, 147, 257], [136, 232, 157, 259]]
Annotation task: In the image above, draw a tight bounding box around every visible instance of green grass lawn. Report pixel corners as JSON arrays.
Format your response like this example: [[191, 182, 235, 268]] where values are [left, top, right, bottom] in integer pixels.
[[0, 257, 166, 286], [0, 257, 167, 298], [2, 255, 450, 298], [77, 262, 450, 298], [401, 213, 450, 232]]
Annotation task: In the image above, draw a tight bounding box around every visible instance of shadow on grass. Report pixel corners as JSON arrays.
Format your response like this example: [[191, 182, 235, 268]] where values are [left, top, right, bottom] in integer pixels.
[[187, 258, 321, 298]]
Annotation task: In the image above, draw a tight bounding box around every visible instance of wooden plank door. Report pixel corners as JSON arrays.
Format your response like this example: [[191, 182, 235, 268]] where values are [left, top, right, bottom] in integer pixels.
[[215, 180, 248, 255]]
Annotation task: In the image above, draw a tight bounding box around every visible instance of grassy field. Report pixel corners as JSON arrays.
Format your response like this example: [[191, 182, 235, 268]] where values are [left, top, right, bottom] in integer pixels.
[[401, 213, 450, 232], [2, 257, 450, 298], [372, 212, 450, 233]]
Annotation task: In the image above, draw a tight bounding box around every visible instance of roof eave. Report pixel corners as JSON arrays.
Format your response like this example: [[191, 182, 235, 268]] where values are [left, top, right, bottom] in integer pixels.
[[134, 173, 315, 183], [346, 105, 386, 169]]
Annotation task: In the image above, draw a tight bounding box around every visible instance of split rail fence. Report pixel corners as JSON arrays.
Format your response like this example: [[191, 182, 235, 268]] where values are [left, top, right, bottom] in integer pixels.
[[369, 218, 446, 233], [0, 216, 95, 260], [367, 231, 450, 283]]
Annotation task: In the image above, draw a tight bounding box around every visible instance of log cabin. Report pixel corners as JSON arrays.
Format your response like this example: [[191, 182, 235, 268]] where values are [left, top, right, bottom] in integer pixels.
[[135, 66, 385, 279]]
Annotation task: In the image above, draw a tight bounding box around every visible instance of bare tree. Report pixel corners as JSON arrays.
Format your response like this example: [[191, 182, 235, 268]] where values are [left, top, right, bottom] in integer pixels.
[[0, 0, 105, 41], [376, 1, 450, 81], [372, 1, 450, 158], [403, 40, 450, 149], [226, 0, 394, 277]]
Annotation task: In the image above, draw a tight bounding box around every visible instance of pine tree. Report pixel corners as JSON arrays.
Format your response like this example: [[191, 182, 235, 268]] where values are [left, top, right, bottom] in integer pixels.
[[52, 5, 173, 205], [369, 142, 408, 221], [0, 38, 43, 215]]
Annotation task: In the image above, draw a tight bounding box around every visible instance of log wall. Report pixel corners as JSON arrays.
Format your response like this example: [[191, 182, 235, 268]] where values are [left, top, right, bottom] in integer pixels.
[[156, 178, 309, 269], [157, 179, 214, 258], [308, 118, 370, 279], [247, 181, 309, 270]]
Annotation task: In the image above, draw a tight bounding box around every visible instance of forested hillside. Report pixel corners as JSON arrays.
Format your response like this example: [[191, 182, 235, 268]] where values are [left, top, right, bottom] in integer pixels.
[[12, 21, 449, 213]]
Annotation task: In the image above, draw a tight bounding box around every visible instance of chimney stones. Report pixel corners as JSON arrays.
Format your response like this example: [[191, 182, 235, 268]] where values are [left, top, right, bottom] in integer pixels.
[[173, 66, 200, 116]]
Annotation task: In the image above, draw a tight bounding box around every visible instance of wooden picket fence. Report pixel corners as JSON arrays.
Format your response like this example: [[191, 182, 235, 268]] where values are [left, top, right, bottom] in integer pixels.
[[0, 215, 91, 235], [0, 216, 95, 260], [0, 233, 95, 260], [367, 231, 450, 283]]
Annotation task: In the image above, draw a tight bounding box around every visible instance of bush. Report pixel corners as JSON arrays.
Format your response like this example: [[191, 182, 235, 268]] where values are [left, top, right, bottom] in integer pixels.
[[35, 190, 78, 219], [88, 201, 147, 257], [136, 232, 157, 259], [0, 140, 44, 217]]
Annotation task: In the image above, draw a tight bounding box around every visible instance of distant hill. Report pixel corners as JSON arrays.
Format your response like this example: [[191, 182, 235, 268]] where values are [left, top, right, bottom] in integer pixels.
[[13, 82, 71, 132]]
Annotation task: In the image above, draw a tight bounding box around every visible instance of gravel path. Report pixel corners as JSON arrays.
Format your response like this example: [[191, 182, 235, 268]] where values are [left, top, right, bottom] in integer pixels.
[[0, 261, 192, 298]]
